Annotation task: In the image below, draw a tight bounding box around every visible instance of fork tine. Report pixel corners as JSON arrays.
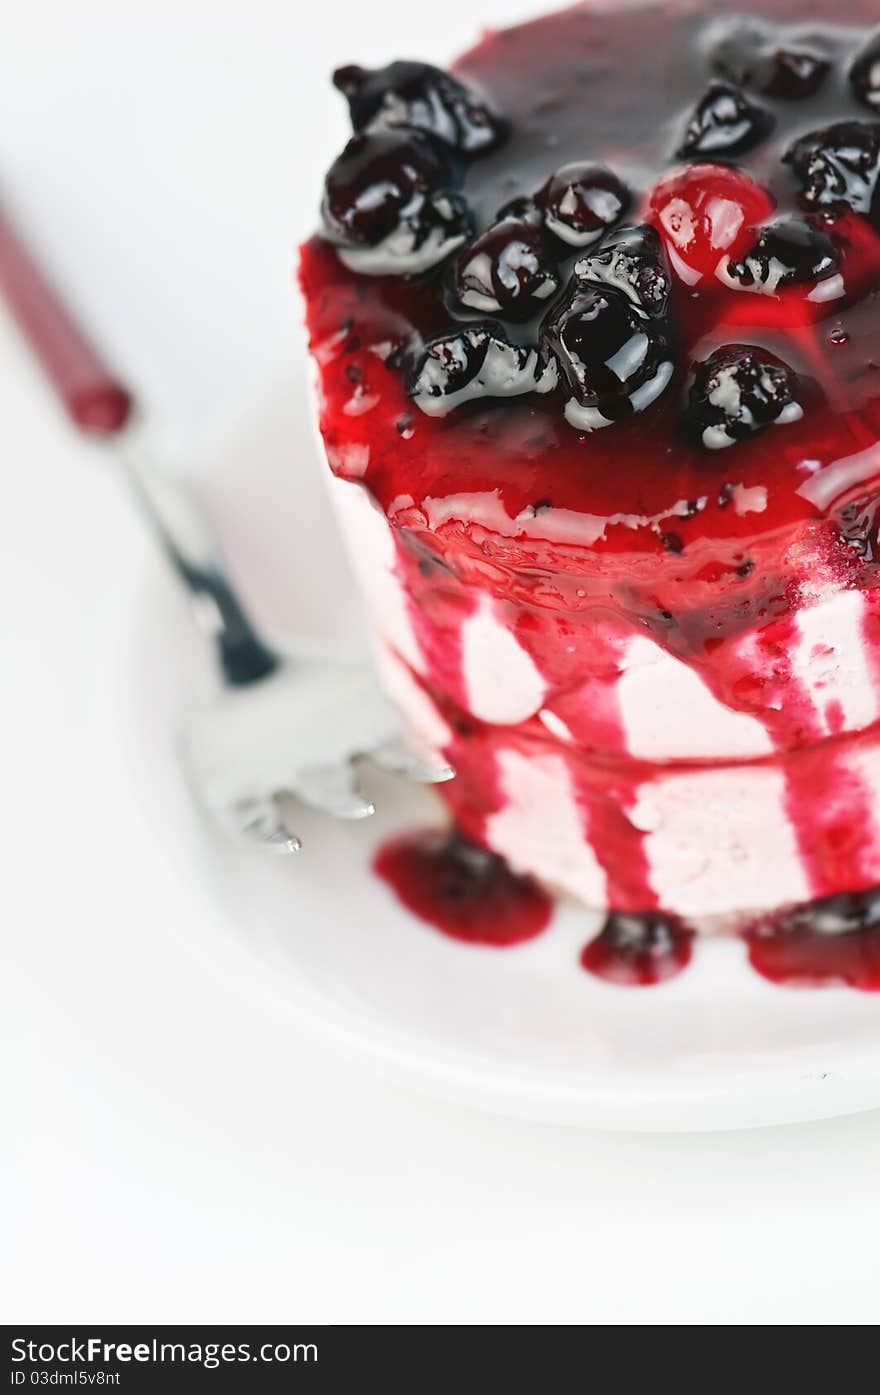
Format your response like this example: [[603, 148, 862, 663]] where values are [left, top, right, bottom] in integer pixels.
[[367, 735, 455, 785], [226, 793, 302, 853], [291, 763, 376, 820]]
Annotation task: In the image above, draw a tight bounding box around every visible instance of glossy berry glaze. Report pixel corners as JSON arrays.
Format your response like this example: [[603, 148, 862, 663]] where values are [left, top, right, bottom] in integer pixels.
[[301, 1, 880, 984]]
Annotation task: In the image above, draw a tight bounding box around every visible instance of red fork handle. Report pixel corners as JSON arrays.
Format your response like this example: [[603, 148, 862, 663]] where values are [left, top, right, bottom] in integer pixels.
[[0, 203, 132, 436]]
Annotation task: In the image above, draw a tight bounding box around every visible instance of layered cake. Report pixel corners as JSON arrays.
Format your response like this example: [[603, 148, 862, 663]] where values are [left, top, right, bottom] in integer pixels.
[[300, 0, 880, 984]]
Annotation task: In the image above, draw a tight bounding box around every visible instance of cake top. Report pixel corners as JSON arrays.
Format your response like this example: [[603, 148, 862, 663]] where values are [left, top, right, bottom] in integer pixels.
[[301, 0, 880, 629]]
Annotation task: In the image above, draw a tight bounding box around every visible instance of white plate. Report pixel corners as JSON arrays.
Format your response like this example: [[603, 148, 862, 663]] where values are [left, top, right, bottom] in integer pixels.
[[124, 377, 880, 1133]]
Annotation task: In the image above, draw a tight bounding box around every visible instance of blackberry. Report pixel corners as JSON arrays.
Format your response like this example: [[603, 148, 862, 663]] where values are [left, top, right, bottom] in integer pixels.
[[727, 218, 840, 292], [686, 344, 803, 450], [850, 31, 880, 111], [575, 223, 672, 319], [678, 81, 774, 159], [784, 121, 880, 223], [712, 20, 830, 99], [321, 131, 473, 274], [409, 324, 558, 416], [453, 216, 560, 318], [536, 162, 630, 248], [332, 60, 506, 155], [542, 280, 673, 432]]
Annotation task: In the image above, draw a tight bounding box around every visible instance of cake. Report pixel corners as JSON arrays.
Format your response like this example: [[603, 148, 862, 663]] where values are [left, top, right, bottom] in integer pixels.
[[300, 0, 880, 985]]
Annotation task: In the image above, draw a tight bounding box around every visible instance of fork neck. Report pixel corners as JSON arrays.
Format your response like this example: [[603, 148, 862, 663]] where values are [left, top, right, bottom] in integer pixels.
[[118, 433, 280, 687]]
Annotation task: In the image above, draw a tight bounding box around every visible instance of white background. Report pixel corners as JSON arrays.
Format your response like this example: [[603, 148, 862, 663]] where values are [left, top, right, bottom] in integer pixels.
[[3, 0, 880, 1325]]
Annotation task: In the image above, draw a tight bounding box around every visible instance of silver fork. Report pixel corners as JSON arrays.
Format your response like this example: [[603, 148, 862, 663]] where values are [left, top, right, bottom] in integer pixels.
[[0, 201, 453, 852]]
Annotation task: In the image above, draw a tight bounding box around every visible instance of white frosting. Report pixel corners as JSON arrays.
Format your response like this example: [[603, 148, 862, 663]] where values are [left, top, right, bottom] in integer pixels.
[[372, 639, 453, 757], [461, 596, 546, 724], [793, 588, 879, 739], [633, 763, 812, 917], [616, 638, 773, 761], [328, 474, 424, 675], [487, 748, 608, 907]]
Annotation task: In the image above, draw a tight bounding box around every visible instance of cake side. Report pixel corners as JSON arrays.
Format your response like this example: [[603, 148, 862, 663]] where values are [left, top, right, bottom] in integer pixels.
[[301, 0, 880, 944]]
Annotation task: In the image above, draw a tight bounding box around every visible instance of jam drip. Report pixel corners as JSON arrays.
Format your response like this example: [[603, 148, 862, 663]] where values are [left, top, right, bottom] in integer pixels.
[[580, 911, 694, 986], [373, 828, 553, 945], [745, 886, 880, 988]]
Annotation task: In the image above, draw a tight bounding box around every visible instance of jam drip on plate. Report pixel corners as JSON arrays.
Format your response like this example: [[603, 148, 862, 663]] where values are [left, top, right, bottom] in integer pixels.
[[745, 885, 880, 988], [373, 828, 553, 945], [580, 911, 694, 986]]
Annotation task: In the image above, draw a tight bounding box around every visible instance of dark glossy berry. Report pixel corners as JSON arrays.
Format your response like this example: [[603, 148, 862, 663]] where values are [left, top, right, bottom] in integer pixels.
[[647, 164, 774, 286], [765, 48, 831, 99], [453, 217, 559, 318], [850, 31, 880, 111], [677, 81, 774, 159], [727, 218, 840, 291], [685, 344, 803, 450], [712, 20, 830, 99], [574, 223, 672, 318], [321, 131, 472, 274], [580, 911, 693, 986], [409, 324, 558, 417], [784, 121, 880, 223], [536, 162, 630, 247], [322, 130, 449, 244], [542, 281, 673, 431], [332, 60, 506, 155]]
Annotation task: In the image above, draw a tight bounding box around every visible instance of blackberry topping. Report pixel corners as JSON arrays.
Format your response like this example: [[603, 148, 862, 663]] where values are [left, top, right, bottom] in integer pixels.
[[712, 21, 830, 99], [536, 162, 631, 248], [453, 216, 560, 319], [575, 223, 672, 319], [409, 324, 558, 417], [677, 81, 774, 159], [321, 131, 473, 274], [784, 121, 880, 223], [332, 60, 506, 156], [542, 280, 673, 433], [686, 344, 803, 451], [850, 31, 880, 111], [322, 130, 448, 243], [727, 218, 840, 293]]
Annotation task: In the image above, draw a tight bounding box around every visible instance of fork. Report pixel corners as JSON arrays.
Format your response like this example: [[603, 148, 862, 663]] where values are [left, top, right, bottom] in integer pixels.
[[0, 201, 453, 852]]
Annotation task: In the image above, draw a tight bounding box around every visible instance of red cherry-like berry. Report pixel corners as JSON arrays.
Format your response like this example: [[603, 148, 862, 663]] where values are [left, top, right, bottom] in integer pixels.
[[647, 163, 774, 286]]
